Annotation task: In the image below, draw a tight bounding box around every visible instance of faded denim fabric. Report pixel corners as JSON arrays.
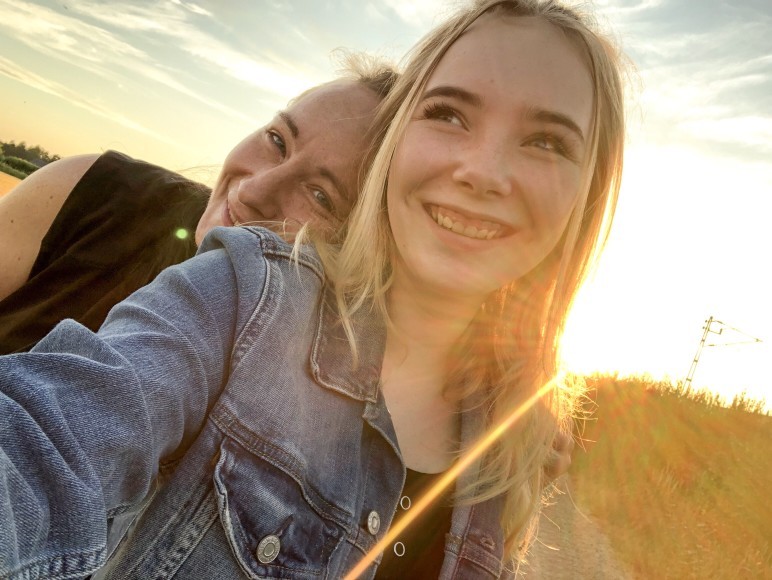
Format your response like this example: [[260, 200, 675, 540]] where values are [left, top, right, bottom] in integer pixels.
[[0, 227, 512, 579]]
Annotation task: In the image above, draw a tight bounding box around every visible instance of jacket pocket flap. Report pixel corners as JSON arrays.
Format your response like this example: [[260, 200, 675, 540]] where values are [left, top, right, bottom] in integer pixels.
[[213, 437, 343, 578]]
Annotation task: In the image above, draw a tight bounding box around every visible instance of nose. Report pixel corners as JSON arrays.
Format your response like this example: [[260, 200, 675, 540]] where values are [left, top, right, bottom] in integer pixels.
[[236, 168, 288, 222], [452, 133, 514, 197]]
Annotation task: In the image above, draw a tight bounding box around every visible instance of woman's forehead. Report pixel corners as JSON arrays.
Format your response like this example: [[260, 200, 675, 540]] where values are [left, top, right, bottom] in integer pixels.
[[425, 14, 594, 136], [289, 80, 380, 124]]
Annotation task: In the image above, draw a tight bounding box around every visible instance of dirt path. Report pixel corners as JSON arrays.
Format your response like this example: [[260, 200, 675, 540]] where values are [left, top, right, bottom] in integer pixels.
[[517, 476, 632, 579]]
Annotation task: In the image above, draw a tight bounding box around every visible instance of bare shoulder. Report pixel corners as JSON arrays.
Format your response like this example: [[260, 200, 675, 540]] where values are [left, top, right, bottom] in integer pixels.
[[0, 154, 101, 301]]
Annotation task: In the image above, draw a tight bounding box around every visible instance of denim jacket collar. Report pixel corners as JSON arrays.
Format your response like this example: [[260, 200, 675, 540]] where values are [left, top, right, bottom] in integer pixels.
[[258, 234, 385, 404], [310, 287, 386, 404]]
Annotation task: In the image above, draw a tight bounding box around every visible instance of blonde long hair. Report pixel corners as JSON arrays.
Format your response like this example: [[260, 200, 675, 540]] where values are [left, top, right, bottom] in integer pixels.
[[319, 0, 626, 559]]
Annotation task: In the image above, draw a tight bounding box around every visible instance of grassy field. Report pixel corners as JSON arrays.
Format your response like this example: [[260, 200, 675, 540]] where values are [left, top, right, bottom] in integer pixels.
[[570, 375, 771, 579], [0, 171, 21, 197]]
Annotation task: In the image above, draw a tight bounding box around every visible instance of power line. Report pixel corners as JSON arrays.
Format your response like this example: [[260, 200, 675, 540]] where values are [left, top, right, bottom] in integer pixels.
[[685, 316, 763, 388]]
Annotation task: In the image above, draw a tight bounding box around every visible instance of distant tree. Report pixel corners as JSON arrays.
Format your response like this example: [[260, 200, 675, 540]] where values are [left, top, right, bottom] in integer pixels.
[[0, 140, 60, 166]]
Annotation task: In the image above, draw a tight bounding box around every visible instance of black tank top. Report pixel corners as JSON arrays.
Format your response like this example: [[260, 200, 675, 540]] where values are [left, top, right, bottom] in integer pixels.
[[0, 151, 210, 353], [375, 468, 454, 578]]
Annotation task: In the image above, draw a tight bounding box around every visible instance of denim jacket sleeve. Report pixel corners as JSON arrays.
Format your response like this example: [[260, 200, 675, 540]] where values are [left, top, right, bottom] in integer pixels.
[[0, 226, 269, 579]]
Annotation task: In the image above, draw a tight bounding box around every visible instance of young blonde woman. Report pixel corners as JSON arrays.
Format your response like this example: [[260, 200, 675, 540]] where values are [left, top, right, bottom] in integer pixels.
[[0, 1, 625, 578]]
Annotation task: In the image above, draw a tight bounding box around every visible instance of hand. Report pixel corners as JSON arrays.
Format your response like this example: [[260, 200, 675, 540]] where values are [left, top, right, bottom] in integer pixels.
[[544, 430, 574, 482]]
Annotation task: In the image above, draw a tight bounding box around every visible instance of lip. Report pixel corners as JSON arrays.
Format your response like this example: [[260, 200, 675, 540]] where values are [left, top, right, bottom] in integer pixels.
[[220, 177, 248, 227], [219, 198, 236, 227]]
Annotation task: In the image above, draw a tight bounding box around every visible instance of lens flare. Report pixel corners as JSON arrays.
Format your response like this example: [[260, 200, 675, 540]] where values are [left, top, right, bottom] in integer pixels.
[[343, 377, 558, 579]]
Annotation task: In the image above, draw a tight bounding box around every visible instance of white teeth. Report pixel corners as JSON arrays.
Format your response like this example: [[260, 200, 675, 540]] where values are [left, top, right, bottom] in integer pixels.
[[432, 207, 502, 240]]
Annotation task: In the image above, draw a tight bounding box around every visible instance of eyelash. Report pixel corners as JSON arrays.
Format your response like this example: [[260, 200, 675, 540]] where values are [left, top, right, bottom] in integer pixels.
[[426, 109, 578, 166], [421, 101, 463, 125], [268, 130, 286, 157], [421, 102, 574, 159], [528, 132, 572, 158], [312, 189, 335, 215]]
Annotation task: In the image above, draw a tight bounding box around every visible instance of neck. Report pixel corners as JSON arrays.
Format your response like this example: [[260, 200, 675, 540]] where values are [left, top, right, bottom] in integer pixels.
[[386, 268, 484, 356], [378, 271, 486, 473], [381, 267, 485, 402]]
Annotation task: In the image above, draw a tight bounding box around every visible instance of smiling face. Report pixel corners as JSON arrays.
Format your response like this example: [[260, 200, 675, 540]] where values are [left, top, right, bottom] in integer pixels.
[[195, 80, 381, 244], [386, 15, 594, 302]]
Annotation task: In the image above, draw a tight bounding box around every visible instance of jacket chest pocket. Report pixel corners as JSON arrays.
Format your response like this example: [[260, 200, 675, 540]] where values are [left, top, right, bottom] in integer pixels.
[[213, 437, 345, 579]]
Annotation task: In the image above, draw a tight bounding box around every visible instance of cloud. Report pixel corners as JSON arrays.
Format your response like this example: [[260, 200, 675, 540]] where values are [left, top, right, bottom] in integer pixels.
[[60, 0, 325, 97], [0, 55, 179, 147], [680, 116, 772, 154], [596, 0, 665, 16], [365, 2, 389, 22], [0, 0, 321, 118], [0, 1, 148, 66], [2, 1, 267, 123], [170, 0, 213, 17], [600, 0, 772, 158], [378, 0, 457, 29]]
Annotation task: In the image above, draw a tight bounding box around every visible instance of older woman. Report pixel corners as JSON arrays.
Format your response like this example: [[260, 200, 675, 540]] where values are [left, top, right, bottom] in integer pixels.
[[0, 55, 395, 353]]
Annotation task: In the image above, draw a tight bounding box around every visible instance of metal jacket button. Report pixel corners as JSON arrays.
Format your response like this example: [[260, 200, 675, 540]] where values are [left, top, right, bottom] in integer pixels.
[[367, 510, 381, 535], [256, 535, 281, 564]]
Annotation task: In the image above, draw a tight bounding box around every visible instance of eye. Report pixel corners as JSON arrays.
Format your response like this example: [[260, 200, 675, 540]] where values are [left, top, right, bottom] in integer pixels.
[[421, 101, 464, 127], [312, 188, 335, 215], [526, 132, 572, 158], [268, 130, 286, 157]]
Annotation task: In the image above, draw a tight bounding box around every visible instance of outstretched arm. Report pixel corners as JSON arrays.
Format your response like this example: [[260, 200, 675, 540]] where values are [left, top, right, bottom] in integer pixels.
[[0, 227, 267, 578]]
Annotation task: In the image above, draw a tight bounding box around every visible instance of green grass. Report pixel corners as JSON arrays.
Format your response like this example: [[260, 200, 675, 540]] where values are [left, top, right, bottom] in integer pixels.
[[0, 161, 26, 180], [570, 375, 772, 579]]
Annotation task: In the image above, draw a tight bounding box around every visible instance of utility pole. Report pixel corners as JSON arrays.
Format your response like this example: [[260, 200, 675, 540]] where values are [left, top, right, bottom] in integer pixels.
[[685, 316, 762, 388], [686, 316, 717, 389]]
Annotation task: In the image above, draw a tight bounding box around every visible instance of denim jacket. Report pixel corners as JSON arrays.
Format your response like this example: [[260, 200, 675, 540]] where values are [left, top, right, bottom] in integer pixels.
[[0, 227, 512, 579]]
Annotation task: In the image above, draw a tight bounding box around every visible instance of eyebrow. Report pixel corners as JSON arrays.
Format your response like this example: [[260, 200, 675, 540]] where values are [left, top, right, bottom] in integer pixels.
[[525, 107, 585, 143], [278, 110, 299, 138], [420, 85, 483, 109]]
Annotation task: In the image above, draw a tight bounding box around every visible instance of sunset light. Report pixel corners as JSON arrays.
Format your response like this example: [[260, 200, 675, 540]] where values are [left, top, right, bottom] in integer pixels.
[[1, 0, 771, 408], [1, 1, 770, 577]]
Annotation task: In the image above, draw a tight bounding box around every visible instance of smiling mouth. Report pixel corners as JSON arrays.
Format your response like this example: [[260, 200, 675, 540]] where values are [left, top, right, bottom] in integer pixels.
[[427, 204, 510, 240]]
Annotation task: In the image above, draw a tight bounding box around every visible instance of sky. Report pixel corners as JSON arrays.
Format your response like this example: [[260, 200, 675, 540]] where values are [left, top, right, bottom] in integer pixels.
[[1, 0, 771, 408]]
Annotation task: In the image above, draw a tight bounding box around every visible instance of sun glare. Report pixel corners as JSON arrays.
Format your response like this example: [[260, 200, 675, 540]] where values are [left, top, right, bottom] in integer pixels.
[[559, 144, 772, 410]]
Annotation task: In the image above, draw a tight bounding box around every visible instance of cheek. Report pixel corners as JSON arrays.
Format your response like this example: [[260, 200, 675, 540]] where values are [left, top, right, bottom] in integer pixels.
[[280, 195, 311, 221], [384, 180, 399, 234], [224, 132, 273, 172], [397, 130, 448, 186], [387, 129, 434, 196], [195, 204, 218, 245], [222, 144, 252, 172], [531, 168, 581, 234], [385, 145, 408, 215]]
